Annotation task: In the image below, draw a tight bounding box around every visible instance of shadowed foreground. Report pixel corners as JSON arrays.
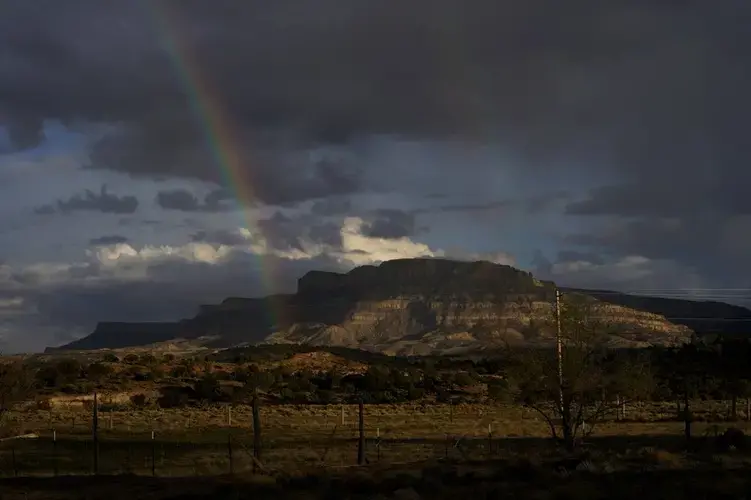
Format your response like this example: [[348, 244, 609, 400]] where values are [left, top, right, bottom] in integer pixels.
[[1, 458, 751, 500]]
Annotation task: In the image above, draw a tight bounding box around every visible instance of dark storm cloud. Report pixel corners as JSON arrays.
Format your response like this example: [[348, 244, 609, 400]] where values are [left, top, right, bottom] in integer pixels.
[[559, 213, 751, 290], [25, 251, 346, 345], [190, 229, 249, 247], [155, 188, 233, 212], [556, 250, 605, 266], [89, 235, 128, 246], [2, 0, 748, 211], [310, 197, 352, 216], [256, 211, 344, 250], [414, 191, 569, 216], [35, 185, 138, 215], [425, 201, 512, 214], [6, 115, 46, 151], [361, 209, 417, 239], [33, 204, 55, 215]]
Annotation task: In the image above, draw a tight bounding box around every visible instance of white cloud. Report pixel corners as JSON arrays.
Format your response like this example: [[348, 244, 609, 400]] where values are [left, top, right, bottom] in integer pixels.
[[333, 217, 438, 265]]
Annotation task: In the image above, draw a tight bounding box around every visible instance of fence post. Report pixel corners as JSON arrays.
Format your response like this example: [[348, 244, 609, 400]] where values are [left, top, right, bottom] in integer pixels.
[[228, 434, 234, 475], [11, 445, 16, 477], [376, 427, 380, 462], [53, 430, 58, 476], [252, 392, 262, 472], [615, 395, 621, 421], [487, 423, 493, 457], [151, 430, 156, 476], [92, 392, 99, 475], [357, 400, 365, 465], [227, 405, 232, 427], [341, 404, 345, 426]]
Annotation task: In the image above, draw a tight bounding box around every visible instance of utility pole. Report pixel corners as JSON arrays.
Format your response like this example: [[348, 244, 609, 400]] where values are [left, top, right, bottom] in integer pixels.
[[555, 289, 564, 410]]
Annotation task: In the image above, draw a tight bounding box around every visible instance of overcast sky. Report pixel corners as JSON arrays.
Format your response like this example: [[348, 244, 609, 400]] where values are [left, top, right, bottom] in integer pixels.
[[1, 1, 749, 352]]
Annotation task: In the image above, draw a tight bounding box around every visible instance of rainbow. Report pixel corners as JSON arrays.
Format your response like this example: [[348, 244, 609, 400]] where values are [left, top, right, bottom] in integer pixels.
[[143, 2, 280, 328]]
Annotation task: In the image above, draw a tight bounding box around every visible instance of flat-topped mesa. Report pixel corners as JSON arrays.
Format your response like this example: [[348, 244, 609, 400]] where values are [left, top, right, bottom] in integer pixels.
[[297, 258, 557, 300], [46, 322, 183, 352], [51, 258, 706, 354]]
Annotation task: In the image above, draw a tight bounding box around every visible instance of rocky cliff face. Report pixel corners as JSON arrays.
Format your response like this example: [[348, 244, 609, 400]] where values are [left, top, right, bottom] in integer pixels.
[[263, 259, 692, 354], [52, 258, 700, 354]]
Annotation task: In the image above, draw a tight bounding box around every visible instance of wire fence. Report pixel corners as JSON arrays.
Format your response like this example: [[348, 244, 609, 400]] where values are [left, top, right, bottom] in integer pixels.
[[1, 398, 751, 478], [0, 427, 507, 478]]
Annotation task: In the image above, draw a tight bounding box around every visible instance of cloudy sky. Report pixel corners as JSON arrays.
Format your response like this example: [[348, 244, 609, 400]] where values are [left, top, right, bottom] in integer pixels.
[[0, 1, 749, 352]]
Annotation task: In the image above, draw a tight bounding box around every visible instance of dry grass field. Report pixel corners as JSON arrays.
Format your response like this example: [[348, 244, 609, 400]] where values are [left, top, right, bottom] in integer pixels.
[[1, 401, 751, 498], [0, 400, 749, 478]]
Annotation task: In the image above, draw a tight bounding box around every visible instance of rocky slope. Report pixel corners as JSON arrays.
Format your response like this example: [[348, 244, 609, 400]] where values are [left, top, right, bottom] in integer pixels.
[[49, 258, 700, 355]]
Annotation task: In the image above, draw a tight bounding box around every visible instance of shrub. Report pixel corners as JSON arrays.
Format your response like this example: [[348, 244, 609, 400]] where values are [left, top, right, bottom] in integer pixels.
[[171, 365, 189, 378], [56, 359, 82, 381], [453, 372, 476, 387], [36, 365, 62, 388], [86, 362, 112, 382], [130, 393, 148, 407], [123, 354, 139, 364], [102, 353, 119, 363], [158, 386, 192, 408], [139, 354, 157, 366], [317, 390, 336, 404]]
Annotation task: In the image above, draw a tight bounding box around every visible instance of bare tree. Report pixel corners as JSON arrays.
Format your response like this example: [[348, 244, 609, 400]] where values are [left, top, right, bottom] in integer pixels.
[[506, 294, 654, 450]]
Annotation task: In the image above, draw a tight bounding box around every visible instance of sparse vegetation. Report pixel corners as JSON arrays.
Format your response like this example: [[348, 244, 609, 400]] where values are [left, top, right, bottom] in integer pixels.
[[6, 303, 751, 497]]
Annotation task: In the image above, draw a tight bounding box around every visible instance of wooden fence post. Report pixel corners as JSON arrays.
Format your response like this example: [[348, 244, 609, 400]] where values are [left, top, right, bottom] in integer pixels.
[[52, 430, 58, 476], [357, 400, 365, 465], [228, 434, 234, 475], [92, 392, 99, 475], [376, 427, 381, 462], [615, 395, 621, 421], [487, 423, 493, 457], [252, 392, 262, 472], [151, 430, 156, 476]]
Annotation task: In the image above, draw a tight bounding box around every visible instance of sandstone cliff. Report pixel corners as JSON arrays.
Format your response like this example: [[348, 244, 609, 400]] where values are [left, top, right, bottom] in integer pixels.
[[262, 259, 691, 354], [52, 258, 714, 354]]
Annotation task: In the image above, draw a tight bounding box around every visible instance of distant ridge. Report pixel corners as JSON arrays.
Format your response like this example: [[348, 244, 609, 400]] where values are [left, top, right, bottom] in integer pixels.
[[564, 287, 751, 337], [46, 258, 745, 354], [46, 322, 184, 352]]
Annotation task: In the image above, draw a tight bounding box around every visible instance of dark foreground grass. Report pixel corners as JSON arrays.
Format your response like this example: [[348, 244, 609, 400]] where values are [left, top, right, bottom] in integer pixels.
[[1, 459, 751, 499], [1, 430, 749, 478]]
